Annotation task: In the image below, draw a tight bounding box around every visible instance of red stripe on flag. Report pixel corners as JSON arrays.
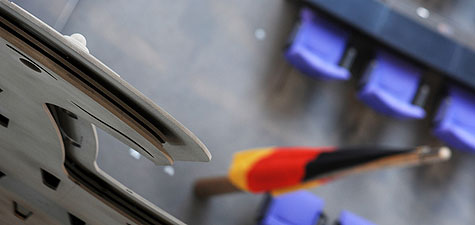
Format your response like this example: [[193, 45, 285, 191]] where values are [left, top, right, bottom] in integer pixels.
[[246, 147, 335, 192]]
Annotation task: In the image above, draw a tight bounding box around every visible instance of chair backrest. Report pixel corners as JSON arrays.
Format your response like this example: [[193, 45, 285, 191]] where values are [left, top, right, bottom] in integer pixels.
[[297, 8, 349, 65], [358, 50, 425, 119], [442, 87, 475, 131], [432, 87, 475, 151], [261, 190, 324, 225], [338, 210, 377, 225], [369, 51, 421, 103]]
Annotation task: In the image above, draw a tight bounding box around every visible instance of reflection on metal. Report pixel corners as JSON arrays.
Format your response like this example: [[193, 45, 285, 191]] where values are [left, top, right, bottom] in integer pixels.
[[416, 7, 430, 19], [129, 148, 142, 160]]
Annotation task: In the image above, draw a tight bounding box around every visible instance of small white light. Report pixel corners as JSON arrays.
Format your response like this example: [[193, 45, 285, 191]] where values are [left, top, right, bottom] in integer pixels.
[[416, 7, 430, 19], [163, 166, 175, 176], [255, 28, 266, 40], [129, 148, 141, 160]]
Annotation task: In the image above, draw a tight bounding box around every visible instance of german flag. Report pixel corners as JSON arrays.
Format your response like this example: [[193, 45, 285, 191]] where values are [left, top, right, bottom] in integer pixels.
[[194, 146, 450, 198], [228, 146, 334, 194]]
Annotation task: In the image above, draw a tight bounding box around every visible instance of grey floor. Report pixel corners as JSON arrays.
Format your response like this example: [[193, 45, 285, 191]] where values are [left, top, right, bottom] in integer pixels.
[[12, 0, 475, 224]]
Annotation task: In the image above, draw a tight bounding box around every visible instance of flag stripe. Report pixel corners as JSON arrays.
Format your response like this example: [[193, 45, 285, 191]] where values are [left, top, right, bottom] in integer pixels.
[[228, 148, 274, 191], [245, 147, 334, 192], [303, 148, 410, 181]]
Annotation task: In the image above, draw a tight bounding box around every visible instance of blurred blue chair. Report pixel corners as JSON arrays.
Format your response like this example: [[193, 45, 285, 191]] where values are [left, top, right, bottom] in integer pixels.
[[358, 50, 426, 119], [285, 8, 352, 80], [260, 190, 325, 225], [433, 87, 475, 152], [338, 210, 377, 225]]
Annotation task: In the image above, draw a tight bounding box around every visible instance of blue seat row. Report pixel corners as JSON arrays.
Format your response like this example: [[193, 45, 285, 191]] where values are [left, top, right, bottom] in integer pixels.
[[260, 190, 376, 225], [285, 8, 475, 153]]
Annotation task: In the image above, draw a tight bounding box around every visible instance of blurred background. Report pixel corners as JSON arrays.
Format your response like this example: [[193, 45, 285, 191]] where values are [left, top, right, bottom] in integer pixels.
[[11, 0, 475, 224]]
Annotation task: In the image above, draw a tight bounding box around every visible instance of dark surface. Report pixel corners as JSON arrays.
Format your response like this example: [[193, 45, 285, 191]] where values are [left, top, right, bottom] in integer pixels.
[[305, 0, 475, 91], [12, 0, 475, 224]]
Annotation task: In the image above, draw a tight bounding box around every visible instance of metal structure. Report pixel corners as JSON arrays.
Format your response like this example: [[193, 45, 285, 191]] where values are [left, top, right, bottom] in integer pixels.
[[0, 1, 210, 224]]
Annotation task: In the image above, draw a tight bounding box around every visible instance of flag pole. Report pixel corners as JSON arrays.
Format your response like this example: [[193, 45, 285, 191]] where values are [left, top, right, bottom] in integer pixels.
[[193, 146, 451, 198]]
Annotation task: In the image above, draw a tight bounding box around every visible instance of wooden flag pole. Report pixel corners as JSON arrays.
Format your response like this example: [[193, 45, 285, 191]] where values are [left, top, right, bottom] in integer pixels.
[[194, 176, 240, 198]]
